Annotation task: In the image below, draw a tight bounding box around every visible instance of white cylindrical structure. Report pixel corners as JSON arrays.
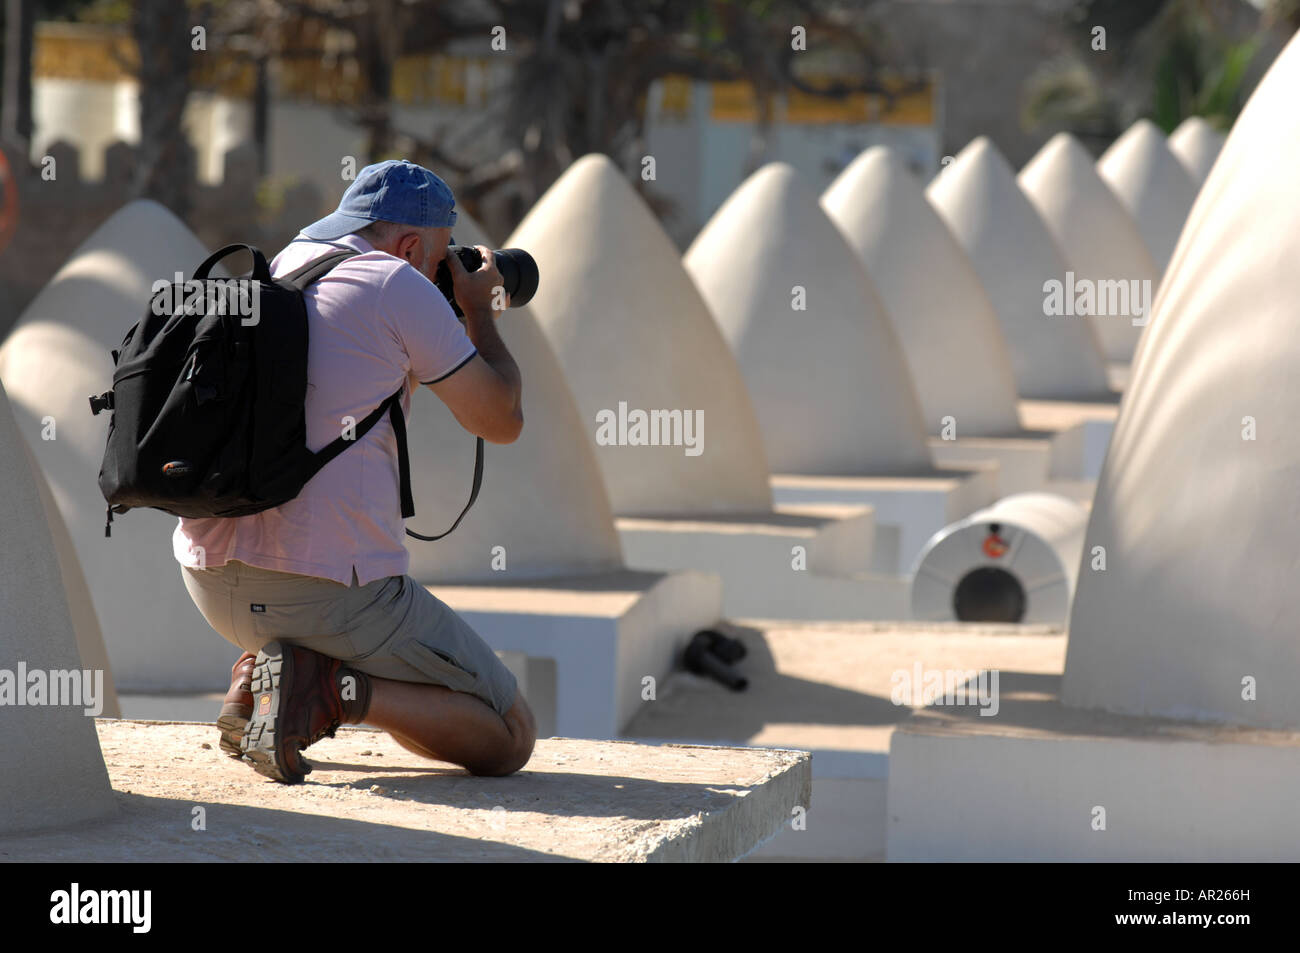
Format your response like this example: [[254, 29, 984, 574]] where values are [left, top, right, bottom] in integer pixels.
[[910, 492, 1088, 625]]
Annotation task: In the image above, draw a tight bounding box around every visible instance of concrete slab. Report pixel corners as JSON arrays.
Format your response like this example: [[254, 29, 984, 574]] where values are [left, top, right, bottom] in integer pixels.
[[887, 682, 1300, 861], [616, 504, 907, 620], [433, 569, 723, 739], [1017, 398, 1119, 479], [770, 464, 1000, 574], [624, 620, 1065, 862], [928, 434, 1055, 497], [0, 721, 810, 863]]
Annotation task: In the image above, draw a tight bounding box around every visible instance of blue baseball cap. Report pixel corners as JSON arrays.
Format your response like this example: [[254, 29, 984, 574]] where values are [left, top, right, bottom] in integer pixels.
[[302, 159, 458, 240]]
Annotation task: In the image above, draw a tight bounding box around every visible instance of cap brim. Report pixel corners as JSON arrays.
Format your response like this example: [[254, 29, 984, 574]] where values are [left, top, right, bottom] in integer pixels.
[[300, 210, 378, 241]]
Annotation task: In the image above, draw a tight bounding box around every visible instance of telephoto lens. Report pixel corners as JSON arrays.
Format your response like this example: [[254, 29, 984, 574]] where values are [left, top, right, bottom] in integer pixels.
[[433, 245, 539, 317]]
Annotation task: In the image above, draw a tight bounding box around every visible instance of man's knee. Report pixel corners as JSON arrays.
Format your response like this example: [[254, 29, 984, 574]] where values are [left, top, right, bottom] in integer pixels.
[[502, 694, 537, 771], [472, 695, 536, 776]]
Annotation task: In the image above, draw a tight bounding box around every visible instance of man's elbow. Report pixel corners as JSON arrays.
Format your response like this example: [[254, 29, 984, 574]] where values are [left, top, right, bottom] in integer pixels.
[[485, 407, 523, 444]]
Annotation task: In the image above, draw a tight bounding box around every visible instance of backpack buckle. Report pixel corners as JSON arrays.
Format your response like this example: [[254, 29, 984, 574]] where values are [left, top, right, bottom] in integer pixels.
[[89, 391, 114, 416]]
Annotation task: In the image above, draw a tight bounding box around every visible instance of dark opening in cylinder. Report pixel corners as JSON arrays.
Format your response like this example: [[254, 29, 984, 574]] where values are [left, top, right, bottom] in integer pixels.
[[952, 566, 1026, 623]]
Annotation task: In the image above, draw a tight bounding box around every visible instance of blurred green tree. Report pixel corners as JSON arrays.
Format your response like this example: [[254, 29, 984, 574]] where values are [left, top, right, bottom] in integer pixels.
[[1023, 0, 1267, 149]]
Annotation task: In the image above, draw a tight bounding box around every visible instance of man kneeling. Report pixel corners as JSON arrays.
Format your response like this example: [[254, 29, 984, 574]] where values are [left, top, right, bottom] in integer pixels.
[[176, 160, 535, 783]]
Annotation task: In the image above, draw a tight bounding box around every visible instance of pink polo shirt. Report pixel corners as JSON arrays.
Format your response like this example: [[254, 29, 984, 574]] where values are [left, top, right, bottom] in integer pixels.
[[172, 233, 477, 585]]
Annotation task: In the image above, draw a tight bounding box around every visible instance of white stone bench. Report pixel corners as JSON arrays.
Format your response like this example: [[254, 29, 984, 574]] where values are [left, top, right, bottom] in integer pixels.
[[434, 569, 722, 739], [616, 503, 909, 621], [887, 693, 1300, 861], [0, 721, 809, 863], [770, 464, 1000, 574]]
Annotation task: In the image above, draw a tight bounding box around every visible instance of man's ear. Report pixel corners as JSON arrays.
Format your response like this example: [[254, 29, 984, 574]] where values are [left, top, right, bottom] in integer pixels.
[[394, 231, 423, 266]]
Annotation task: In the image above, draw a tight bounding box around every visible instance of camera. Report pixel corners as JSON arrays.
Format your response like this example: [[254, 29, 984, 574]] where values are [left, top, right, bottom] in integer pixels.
[[433, 243, 539, 317]]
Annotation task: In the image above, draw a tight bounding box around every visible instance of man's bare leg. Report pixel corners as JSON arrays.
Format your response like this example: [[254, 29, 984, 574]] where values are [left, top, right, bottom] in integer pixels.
[[363, 676, 536, 777]]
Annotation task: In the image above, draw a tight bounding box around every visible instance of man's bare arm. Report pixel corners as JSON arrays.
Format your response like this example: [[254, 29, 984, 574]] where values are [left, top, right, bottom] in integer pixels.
[[426, 246, 523, 444]]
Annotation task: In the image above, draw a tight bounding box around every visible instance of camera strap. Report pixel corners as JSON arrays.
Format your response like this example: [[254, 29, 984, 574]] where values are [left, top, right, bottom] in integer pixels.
[[392, 396, 485, 541], [288, 247, 485, 543]]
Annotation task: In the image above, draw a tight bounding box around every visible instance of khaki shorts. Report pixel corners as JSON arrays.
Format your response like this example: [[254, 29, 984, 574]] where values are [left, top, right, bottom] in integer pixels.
[[182, 560, 518, 716]]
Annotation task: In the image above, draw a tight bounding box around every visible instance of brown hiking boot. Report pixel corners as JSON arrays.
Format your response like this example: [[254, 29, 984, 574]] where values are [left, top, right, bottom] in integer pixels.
[[240, 641, 371, 784], [216, 652, 257, 759]]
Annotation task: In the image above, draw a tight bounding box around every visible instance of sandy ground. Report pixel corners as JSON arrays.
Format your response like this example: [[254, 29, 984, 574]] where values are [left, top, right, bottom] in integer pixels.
[[625, 619, 1067, 754], [120, 620, 1069, 757], [0, 722, 809, 863]]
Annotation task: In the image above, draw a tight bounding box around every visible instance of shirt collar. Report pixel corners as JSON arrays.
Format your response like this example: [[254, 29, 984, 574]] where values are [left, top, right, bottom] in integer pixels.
[[293, 232, 375, 254]]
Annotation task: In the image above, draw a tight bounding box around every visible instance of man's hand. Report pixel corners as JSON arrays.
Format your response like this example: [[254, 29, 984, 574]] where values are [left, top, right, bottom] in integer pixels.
[[428, 245, 523, 444], [446, 244, 509, 317]]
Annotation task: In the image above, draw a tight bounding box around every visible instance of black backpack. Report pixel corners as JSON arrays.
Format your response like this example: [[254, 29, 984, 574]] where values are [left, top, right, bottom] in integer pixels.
[[90, 242, 482, 540]]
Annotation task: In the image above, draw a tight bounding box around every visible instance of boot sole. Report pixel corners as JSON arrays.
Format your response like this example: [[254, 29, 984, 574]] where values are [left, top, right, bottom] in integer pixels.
[[240, 642, 311, 784], [216, 705, 249, 760]]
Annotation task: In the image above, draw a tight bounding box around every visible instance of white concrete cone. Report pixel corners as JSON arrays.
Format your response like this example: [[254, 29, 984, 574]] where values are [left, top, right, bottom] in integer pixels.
[[1062, 31, 1300, 729], [507, 154, 773, 515], [0, 377, 116, 834], [822, 146, 1022, 437], [405, 209, 624, 581], [0, 200, 233, 691], [1018, 132, 1160, 364], [927, 137, 1113, 402], [686, 162, 933, 477], [21, 439, 121, 717], [1168, 116, 1227, 186], [1096, 119, 1199, 274]]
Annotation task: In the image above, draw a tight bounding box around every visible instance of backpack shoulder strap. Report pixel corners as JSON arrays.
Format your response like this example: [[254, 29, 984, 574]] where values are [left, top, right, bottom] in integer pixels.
[[287, 245, 483, 542], [283, 249, 357, 289], [307, 386, 485, 543]]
